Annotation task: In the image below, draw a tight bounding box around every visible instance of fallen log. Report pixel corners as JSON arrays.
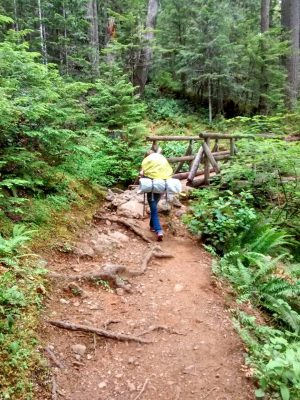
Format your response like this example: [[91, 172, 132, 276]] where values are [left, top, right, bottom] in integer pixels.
[[173, 168, 214, 180], [47, 320, 152, 344], [214, 153, 230, 161], [188, 172, 217, 188], [94, 215, 152, 243]]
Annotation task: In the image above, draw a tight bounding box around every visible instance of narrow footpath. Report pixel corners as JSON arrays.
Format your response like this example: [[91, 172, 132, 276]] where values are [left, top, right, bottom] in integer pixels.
[[38, 191, 255, 400]]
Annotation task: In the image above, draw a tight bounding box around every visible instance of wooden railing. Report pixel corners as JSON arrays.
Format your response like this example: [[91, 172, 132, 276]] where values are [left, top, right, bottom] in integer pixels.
[[146, 132, 284, 187]]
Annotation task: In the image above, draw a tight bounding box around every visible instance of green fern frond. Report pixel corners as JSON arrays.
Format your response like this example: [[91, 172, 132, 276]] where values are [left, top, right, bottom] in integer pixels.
[[238, 222, 290, 256], [260, 278, 296, 296], [262, 295, 300, 333], [253, 254, 286, 282]]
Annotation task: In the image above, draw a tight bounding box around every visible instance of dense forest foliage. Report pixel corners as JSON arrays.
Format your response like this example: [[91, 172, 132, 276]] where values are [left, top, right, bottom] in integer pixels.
[[0, 0, 299, 399]]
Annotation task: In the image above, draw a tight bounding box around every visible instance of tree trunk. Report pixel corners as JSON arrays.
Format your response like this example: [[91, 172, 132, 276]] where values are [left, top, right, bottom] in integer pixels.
[[281, 0, 300, 109], [133, 0, 159, 94], [261, 0, 270, 32], [62, 1, 69, 74], [208, 77, 212, 124], [37, 0, 48, 64], [106, 17, 116, 64], [258, 0, 271, 114], [13, 0, 19, 31], [87, 0, 100, 76]]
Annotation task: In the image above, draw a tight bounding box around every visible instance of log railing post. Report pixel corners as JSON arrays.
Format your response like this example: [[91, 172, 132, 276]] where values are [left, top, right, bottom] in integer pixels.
[[202, 142, 220, 173], [187, 143, 204, 183], [212, 138, 219, 152], [230, 138, 235, 156], [151, 140, 158, 152], [204, 138, 210, 185], [174, 139, 193, 174]]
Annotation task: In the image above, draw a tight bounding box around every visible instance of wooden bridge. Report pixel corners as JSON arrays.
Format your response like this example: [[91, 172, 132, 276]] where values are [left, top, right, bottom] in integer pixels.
[[146, 132, 284, 188]]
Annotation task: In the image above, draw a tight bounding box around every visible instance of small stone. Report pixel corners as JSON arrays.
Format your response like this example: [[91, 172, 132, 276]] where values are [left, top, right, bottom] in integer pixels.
[[115, 373, 123, 378], [128, 356, 135, 364], [127, 382, 136, 392], [193, 346, 200, 350], [71, 344, 87, 356], [175, 210, 185, 217], [60, 298, 70, 305], [116, 288, 125, 296], [74, 243, 95, 258], [174, 284, 184, 293], [98, 381, 107, 389], [87, 354, 93, 360], [74, 301, 80, 307], [89, 304, 100, 310], [183, 365, 195, 374]]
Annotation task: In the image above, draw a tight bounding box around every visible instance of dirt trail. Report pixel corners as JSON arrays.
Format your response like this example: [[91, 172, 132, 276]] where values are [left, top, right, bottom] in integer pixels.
[[39, 198, 254, 400]]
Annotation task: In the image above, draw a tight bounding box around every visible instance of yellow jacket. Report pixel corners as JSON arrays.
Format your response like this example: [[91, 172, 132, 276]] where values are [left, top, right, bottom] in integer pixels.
[[141, 153, 173, 179]]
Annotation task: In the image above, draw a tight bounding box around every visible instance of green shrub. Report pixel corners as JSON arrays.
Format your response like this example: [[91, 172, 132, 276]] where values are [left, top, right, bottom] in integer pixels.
[[234, 312, 300, 400], [184, 189, 257, 254]]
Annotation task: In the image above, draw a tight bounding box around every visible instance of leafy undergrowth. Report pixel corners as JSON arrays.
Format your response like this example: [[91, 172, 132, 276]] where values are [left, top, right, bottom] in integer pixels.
[[0, 184, 105, 399], [184, 117, 300, 400]]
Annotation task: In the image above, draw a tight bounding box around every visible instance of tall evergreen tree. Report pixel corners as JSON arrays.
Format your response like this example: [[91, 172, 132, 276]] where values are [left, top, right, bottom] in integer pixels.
[[281, 0, 299, 109]]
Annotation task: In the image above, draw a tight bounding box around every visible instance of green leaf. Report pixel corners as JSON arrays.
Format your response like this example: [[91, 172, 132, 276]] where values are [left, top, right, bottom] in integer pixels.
[[255, 388, 265, 398], [280, 385, 290, 400]]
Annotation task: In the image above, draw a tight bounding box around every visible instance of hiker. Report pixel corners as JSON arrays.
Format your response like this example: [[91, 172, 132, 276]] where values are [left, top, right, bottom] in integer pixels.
[[140, 151, 173, 241]]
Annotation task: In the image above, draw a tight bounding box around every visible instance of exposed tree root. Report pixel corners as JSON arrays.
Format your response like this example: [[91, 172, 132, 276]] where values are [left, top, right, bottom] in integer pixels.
[[138, 325, 185, 337], [47, 320, 152, 344], [51, 375, 58, 400], [131, 245, 174, 276], [94, 214, 152, 243], [49, 264, 131, 292], [133, 378, 149, 400], [102, 319, 121, 329], [200, 387, 217, 399], [44, 346, 64, 369], [49, 247, 173, 290]]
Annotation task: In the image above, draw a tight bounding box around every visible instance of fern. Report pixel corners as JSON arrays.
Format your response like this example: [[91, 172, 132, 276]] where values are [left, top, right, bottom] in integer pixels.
[[262, 295, 300, 333], [237, 223, 290, 256], [261, 278, 297, 296], [0, 225, 35, 263], [253, 254, 285, 282]]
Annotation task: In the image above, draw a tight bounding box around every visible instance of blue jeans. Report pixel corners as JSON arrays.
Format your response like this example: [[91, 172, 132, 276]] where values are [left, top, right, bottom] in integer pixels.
[[147, 193, 162, 234]]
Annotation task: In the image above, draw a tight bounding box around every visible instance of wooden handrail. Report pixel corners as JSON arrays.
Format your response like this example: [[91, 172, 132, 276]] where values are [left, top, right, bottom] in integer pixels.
[[199, 132, 284, 140], [147, 135, 200, 141]]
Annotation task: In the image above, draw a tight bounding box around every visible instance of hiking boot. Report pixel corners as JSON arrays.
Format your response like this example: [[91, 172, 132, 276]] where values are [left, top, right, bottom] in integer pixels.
[[157, 232, 163, 242]]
